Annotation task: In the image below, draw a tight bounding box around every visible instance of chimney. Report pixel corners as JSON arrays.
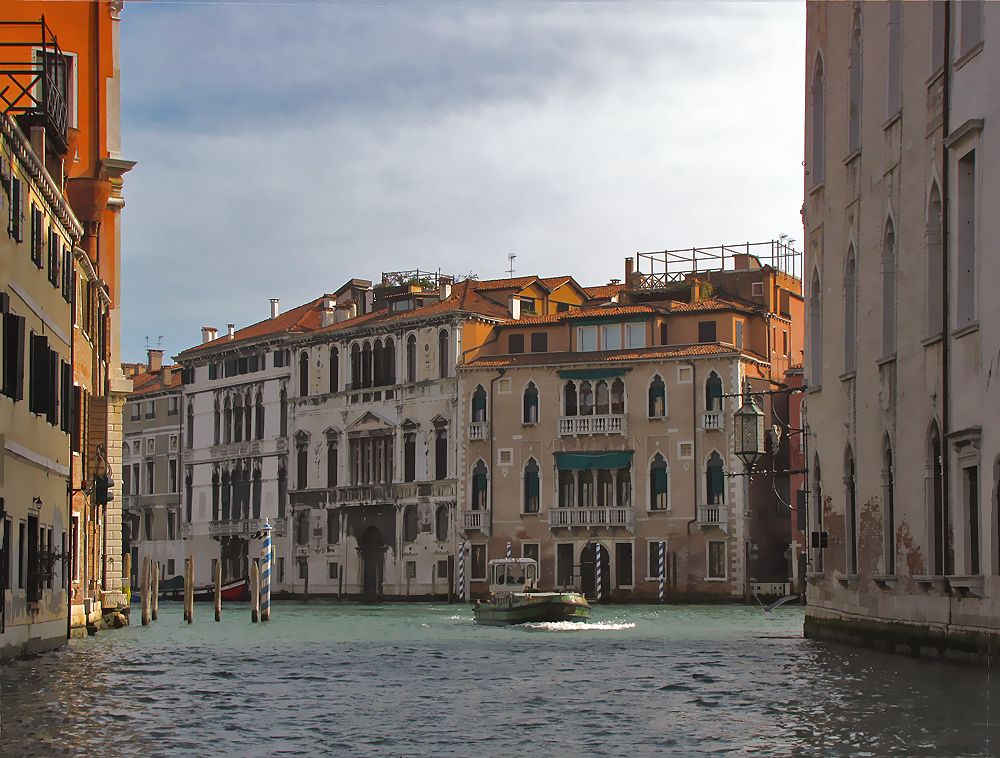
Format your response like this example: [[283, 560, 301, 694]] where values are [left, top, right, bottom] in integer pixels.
[[508, 296, 521, 320], [227, 323, 236, 339], [363, 289, 374, 314], [439, 282, 452, 301], [201, 326, 218, 344], [146, 349, 163, 373], [624, 256, 634, 280], [321, 299, 336, 328], [270, 298, 280, 319]]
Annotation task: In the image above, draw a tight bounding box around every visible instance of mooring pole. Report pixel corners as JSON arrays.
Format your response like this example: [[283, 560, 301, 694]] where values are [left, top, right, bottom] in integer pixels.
[[140, 556, 150, 626], [658, 541, 665, 604], [251, 560, 260, 623], [594, 543, 602, 604], [151, 561, 159, 621], [214, 561, 222, 622], [186, 556, 194, 624], [260, 519, 272, 621]]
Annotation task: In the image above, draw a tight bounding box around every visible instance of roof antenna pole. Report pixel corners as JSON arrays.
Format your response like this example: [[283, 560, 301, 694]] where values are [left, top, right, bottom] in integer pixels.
[[506, 252, 517, 279]]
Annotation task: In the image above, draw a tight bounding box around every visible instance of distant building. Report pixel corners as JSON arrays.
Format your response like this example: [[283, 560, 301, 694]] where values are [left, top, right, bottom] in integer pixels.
[[457, 247, 803, 601], [122, 352, 184, 588], [804, 1, 999, 660]]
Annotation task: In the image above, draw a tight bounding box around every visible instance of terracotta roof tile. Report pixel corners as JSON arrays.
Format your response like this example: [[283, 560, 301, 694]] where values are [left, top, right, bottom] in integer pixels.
[[667, 297, 759, 315], [466, 343, 737, 368], [583, 283, 627, 300], [179, 297, 328, 356], [499, 304, 659, 327], [129, 367, 182, 396], [468, 276, 539, 292]]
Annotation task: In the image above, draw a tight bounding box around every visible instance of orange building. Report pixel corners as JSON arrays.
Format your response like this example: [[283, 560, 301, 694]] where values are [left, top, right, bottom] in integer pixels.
[[1, 1, 135, 636]]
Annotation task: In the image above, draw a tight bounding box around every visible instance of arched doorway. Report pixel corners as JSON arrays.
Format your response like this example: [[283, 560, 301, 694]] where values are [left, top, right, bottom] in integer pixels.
[[579, 543, 611, 601], [359, 526, 386, 600]]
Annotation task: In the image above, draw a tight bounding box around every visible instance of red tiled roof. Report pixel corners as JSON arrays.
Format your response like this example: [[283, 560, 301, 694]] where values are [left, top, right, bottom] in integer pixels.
[[499, 304, 660, 327], [129, 367, 182, 396], [666, 296, 759, 315], [179, 296, 328, 356], [468, 276, 539, 292], [466, 343, 738, 368], [583, 283, 627, 300]]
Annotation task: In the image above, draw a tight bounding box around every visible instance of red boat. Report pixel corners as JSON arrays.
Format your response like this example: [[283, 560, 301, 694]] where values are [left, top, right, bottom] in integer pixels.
[[158, 576, 248, 602]]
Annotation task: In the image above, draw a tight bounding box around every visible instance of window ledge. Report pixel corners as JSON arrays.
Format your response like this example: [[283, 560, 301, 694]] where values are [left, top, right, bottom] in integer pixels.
[[872, 575, 897, 590], [947, 574, 984, 598], [954, 40, 984, 72], [921, 334, 944, 348], [842, 148, 861, 166], [808, 181, 825, 197], [882, 111, 902, 131], [835, 573, 859, 588], [521, 421, 537, 427], [952, 322, 979, 339], [646, 509, 670, 515], [647, 416, 664, 421], [925, 67, 945, 88], [803, 385, 821, 395], [838, 370, 856, 382], [704, 577, 727, 583], [805, 571, 824, 585], [875, 354, 896, 368], [914, 574, 947, 591]]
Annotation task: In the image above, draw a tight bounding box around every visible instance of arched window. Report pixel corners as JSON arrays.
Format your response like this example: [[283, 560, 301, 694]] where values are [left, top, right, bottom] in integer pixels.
[[883, 437, 895, 575], [848, 11, 862, 154], [471, 460, 488, 510], [471, 385, 487, 422], [233, 394, 243, 443], [384, 337, 395, 385], [406, 334, 417, 383], [438, 329, 450, 379], [299, 351, 310, 397], [844, 249, 857, 373], [186, 401, 194, 448], [882, 218, 896, 357], [809, 268, 823, 385], [350, 343, 361, 388], [244, 392, 252, 442], [523, 382, 539, 424], [435, 423, 448, 480], [523, 458, 540, 513], [610, 378, 625, 415], [221, 470, 231, 520], [211, 469, 220, 521], [254, 391, 264, 440], [296, 511, 309, 546], [403, 505, 418, 542], [927, 183, 943, 337], [330, 347, 339, 393], [928, 423, 949, 575], [371, 339, 383, 387], [277, 464, 287, 518], [435, 505, 449, 541], [886, 1, 901, 117], [705, 371, 722, 412], [579, 381, 594, 415], [650, 454, 668, 510], [327, 508, 340, 544], [223, 396, 232, 444], [597, 469, 613, 507], [577, 469, 593, 507], [326, 432, 338, 487], [296, 435, 309, 489], [563, 381, 578, 416], [185, 468, 193, 522], [616, 466, 631, 507], [595, 380, 609, 415], [845, 445, 858, 574], [252, 466, 261, 519], [558, 470, 574, 507], [361, 341, 372, 388], [706, 451, 725, 505], [648, 375, 666, 418], [213, 398, 221, 445], [403, 431, 416, 482], [810, 53, 825, 185]]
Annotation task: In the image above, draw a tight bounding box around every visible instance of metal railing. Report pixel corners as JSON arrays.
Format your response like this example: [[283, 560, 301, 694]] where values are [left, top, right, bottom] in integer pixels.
[[558, 414, 625, 436], [549, 507, 634, 528], [634, 239, 801, 288], [208, 518, 262, 538], [0, 18, 68, 152]]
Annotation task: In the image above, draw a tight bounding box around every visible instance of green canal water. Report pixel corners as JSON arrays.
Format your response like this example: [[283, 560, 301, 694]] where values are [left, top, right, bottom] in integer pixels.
[[0, 602, 996, 756]]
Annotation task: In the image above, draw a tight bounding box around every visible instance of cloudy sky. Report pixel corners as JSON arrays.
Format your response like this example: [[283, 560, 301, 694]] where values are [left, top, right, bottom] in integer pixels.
[[119, 0, 805, 362]]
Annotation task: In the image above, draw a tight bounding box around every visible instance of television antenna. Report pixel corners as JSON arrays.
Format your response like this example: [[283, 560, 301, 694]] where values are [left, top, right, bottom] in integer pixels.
[[506, 252, 517, 279]]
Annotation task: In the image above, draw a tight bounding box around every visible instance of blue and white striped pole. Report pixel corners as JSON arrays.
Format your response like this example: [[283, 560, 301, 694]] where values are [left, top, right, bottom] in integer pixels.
[[457, 541, 466, 602], [506, 541, 512, 559], [594, 542, 602, 603], [658, 541, 665, 603], [260, 519, 272, 622]]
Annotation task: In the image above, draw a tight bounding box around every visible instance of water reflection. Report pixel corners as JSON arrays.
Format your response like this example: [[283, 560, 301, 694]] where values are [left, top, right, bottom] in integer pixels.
[[0, 604, 995, 757]]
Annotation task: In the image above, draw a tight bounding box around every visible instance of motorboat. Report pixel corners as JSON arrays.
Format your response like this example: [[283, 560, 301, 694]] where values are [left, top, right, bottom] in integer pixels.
[[473, 558, 589, 626]]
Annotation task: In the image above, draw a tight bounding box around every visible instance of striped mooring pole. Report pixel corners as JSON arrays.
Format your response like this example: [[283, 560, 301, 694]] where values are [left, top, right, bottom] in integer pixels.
[[260, 519, 272, 622], [594, 542, 602, 603], [506, 541, 512, 559], [658, 541, 666, 603], [457, 541, 466, 602]]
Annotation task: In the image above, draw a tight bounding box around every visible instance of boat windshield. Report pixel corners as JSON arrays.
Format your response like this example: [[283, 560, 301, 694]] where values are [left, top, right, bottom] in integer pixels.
[[491, 561, 538, 587]]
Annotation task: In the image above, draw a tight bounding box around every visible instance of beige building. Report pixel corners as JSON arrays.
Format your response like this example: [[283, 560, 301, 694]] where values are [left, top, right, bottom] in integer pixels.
[[0, 113, 83, 660], [803, 1, 999, 660], [122, 351, 184, 587], [458, 250, 803, 601]]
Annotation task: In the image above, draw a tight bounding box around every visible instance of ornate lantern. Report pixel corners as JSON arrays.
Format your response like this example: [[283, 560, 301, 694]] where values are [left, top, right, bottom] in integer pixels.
[[734, 383, 766, 471]]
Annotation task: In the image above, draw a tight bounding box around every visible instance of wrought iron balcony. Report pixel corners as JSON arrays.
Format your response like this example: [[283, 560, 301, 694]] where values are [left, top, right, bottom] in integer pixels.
[[558, 415, 625, 436], [0, 18, 69, 153], [548, 507, 634, 528]]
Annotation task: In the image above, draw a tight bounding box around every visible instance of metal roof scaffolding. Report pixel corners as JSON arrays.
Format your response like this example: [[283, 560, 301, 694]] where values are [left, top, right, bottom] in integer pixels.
[[633, 239, 802, 290]]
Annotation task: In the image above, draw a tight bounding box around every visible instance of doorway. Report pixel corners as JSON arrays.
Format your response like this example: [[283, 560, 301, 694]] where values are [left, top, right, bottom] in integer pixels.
[[580, 543, 611, 601], [360, 526, 386, 600]]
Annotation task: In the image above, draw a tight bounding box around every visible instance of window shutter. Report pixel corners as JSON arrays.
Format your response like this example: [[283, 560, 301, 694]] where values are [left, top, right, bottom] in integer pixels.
[[71, 385, 82, 452], [654, 467, 667, 494], [60, 361, 71, 432], [47, 348, 58, 425], [527, 472, 539, 499]]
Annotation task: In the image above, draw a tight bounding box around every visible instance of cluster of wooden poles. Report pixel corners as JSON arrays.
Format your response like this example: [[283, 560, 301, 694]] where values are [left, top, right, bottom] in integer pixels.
[[135, 555, 270, 625]]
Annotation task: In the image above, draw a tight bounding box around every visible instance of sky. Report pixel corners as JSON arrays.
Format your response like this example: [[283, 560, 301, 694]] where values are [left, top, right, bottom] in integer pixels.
[[119, 0, 805, 363]]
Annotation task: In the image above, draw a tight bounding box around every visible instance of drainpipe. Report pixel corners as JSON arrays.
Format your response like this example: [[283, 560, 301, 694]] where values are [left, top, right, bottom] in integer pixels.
[[67, 287, 75, 642], [941, 0, 952, 581]]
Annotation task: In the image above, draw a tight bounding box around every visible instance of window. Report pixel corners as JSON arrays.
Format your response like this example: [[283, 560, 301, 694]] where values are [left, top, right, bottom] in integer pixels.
[[697, 321, 717, 343], [809, 268, 822, 385], [403, 506, 418, 543], [296, 436, 309, 489], [965, 466, 980, 575], [848, 11, 862, 153], [926, 184, 944, 337], [327, 435, 338, 487], [735, 321, 744, 349], [625, 323, 645, 349], [470, 544, 487, 581], [471, 460, 488, 510], [436, 559, 448, 580], [648, 375, 665, 418], [185, 468, 193, 522], [960, 0, 984, 56], [30, 204, 42, 268], [563, 381, 577, 416], [610, 378, 625, 415], [435, 425, 448, 480], [167, 510, 176, 540], [810, 54, 825, 185], [705, 371, 722, 412], [297, 559, 308, 580], [523, 458, 540, 514], [751, 281, 764, 298], [435, 505, 449, 541], [8, 176, 23, 242], [530, 332, 547, 353], [558, 470, 574, 507], [522, 382, 539, 423], [578, 326, 597, 352], [957, 151, 976, 328], [844, 250, 857, 372], [328, 562, 339, 580], [330, 347, 339, 393], [602, 325, 621, 351], [782, 330, 789, 356], [146, 459, 155, 494], [615, 543, 633, 587], [296, 511, 309, 546], [255, 393, 264, 440], [403, 432, 416, 482], [519, 297, 536, 316], [279, 388, 288, 437], [708, 541, 727, 579], [47, 228, 60, 288], [29, 333, 58, 422], [579, 381, 594, 415], [2, 306, 26, 401], [406, 335, 417, 383], [648, 540, 665, 580], [169, 459, 177, 493], [278, 465, 287, 519], [278, 557, 285, 584], [523, 543, 539, 564], [438, 330, 450, 378], [556, 543, 574, 586], [595, 380, 609, 415], [882, 219, 896, 357], [471, 385, 487, 422], [659, 322, 668, 346], [650, 454, 668, 510], [706, 452, 725, 504], [508, 333, 524, 354], [886, 1, 901, 117], [299, 351, 310, 396]]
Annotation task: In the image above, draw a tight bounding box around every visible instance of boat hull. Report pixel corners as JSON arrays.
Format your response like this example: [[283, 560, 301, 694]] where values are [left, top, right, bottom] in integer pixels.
[[158, 578, 248, 603], [474, 592, 590, 626]]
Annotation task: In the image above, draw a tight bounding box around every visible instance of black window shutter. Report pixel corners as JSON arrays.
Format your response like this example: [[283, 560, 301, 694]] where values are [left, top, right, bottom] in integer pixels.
[[47, 348, 58, 425], [11, 315, 25, 401], [60, 361, 71, 432], [71, 385, 83, 452]]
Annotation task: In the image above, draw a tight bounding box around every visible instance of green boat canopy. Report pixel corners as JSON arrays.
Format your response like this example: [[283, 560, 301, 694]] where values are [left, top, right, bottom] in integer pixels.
[[554, 451, 633, 471], [556, 368, 630, 381]]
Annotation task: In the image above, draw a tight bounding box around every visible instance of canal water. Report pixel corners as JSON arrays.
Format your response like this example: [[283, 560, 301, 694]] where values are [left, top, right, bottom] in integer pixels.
[[1, 603, 996, 756]]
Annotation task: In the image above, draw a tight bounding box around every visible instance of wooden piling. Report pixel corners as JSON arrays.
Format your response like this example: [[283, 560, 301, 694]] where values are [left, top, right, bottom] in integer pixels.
[[140, 556, 151, 626], [184, 556, 194, 624], [214, 561, 222, 622], [182, 557, 189, 622], [123, 553, 132, 605], [250, 560, 260, 623], [151, 561, 160, 621]]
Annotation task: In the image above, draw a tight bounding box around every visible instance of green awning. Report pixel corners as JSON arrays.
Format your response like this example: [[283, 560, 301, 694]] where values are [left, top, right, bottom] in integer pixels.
[[555, 451, 633, 471], [556, 368, 630, 381]]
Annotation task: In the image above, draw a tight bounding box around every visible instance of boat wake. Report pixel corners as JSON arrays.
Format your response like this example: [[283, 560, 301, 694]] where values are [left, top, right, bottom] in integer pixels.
[[521, 621, 636, 632]]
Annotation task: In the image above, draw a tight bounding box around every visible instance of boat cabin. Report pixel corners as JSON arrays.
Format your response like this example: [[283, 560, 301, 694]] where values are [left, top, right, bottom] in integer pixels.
[[488, 558, 539, 594]]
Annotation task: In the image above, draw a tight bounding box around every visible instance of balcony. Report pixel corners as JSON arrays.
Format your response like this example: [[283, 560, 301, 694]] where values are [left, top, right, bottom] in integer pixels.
[[549, 507, 634, 528], [394, 480, 457, 501], [468, 422, 487, 441], [334, 484, 391, 504], [702, 412, 723, 430], [697, 504, 728, 531], [180, 523, 192, 539], [558, 415, 625, 436], [463, 510, 487, 530], [208, 518, 263, 538], [0, 20, 69, 153]]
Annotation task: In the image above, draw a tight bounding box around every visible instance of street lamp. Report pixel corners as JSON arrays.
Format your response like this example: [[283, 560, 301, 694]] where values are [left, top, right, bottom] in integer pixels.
[[734, 383, 765, 472]]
